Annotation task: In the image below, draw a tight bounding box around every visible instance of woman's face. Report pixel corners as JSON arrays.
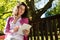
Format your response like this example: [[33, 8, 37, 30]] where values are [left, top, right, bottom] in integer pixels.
[[18, 5, 25, 16]]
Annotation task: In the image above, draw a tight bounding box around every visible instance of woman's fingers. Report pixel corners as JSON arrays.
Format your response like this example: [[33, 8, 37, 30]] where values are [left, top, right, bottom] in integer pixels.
[[23, 29, 30, 36]]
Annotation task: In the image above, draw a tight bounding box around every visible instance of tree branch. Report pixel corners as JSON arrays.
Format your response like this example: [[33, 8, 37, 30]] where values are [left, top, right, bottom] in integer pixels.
[[36, 0, 54, 19]]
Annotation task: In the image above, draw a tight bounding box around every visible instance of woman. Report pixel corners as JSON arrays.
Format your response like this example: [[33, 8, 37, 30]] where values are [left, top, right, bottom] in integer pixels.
[[4, 2, 30, 40]]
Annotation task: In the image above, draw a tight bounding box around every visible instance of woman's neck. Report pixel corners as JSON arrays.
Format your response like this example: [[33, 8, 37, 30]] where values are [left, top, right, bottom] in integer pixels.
[[13, 15, 21, 24]]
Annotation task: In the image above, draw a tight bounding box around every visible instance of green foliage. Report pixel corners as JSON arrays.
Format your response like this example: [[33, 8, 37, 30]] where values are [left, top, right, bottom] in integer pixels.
[[0, 0, 18, 33], [52, 0, 60, 14], [0, 6, 5, 13]]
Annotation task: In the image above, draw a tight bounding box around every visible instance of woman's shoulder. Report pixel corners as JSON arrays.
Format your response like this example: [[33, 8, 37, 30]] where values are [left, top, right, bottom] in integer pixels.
[[22, 18, 29, 21], [7, 16, 14, 21], [21, 17, 29, 24]]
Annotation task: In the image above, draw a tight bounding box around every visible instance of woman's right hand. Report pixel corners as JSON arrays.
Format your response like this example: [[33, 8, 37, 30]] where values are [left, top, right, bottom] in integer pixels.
[[13, 26, 19, 32]]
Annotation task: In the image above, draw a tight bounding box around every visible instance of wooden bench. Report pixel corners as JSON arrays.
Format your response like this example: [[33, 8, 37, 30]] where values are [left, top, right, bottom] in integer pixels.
[[0, 35, 5, 40]]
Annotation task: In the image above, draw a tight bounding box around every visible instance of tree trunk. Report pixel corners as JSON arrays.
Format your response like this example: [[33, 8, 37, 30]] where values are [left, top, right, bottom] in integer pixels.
[[26, 0, 54, 22]]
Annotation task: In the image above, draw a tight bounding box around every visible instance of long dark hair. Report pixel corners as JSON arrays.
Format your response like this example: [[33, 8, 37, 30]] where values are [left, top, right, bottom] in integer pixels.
[[17, 2, 28, 18]]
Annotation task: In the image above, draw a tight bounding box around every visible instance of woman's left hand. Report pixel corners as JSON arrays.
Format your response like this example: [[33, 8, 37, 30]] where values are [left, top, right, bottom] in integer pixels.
[[23, 29, 30, 36]]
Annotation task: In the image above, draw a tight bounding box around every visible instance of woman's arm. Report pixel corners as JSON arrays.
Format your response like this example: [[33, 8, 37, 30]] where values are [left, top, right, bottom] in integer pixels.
[[4, 17, 20, 34], [23, 18, 30, 36], [4, 17, 11, 34], [4, 17, 14, 34]]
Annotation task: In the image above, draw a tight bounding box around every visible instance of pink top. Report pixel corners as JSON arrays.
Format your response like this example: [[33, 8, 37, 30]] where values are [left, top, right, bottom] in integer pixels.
[[4, 16, 29, 40]]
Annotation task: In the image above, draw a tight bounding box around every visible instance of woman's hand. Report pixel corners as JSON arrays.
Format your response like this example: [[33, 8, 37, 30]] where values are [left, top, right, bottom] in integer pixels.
[[13, 26, 19, 32], [23, 29, 30, 36]]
